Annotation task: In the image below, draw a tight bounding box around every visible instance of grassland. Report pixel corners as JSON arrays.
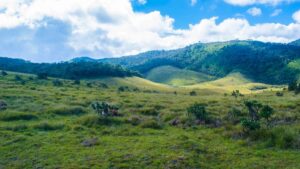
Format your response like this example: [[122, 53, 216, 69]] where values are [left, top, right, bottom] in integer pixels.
[[146, 66, 215, 86], [0, 72, 299, 169]]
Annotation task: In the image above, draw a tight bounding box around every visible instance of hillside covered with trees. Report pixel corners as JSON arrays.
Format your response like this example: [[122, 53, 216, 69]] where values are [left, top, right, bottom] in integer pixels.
[[101, 40, 300, 84], [0, 57, 140, 79]]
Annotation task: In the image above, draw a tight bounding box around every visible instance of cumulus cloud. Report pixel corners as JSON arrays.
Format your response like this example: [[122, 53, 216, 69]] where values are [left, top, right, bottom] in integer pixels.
[[293, 10, 300, 23], [191, 0, 197, 6], [0, 0, 300, 62], [271, 9, 282, 17], [137, 0, 147, 5], [247, 7, 262, 16], [224, 0, 298, 6]]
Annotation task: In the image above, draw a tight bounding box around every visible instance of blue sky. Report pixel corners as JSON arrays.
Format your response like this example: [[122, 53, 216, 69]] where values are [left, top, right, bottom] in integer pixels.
[[0, 0, 300, 62], [133, 0, 300, 27]]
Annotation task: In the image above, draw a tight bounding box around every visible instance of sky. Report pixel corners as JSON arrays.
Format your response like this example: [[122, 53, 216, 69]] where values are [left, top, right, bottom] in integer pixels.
[[0, 0, 300, 62]]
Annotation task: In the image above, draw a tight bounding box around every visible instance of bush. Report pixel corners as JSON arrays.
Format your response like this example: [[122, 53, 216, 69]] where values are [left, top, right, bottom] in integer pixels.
[[73, 79, 81, 85], [0, 112, 38, 121], [4, 124, 28, 131], [189, 91, 197, 96], [1, 70, 8, 76], [241, 119, 260, 132], [187, 103, 209, 122], [276, 92, 284, 97], [226, 107, 243, 124], [0, 100, 7, 111], [140, 119, 162, 129], [52, 79, 63, 86], [260, 105, 274, 121], [33, 122, 64, 131], [14, 75, 22, 81], [37, 73, 48, 79], [49, 106, 87, 116]]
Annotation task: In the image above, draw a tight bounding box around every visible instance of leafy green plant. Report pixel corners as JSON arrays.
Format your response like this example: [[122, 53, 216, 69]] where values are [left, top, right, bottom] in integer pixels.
[[187, 103, 209, 122]]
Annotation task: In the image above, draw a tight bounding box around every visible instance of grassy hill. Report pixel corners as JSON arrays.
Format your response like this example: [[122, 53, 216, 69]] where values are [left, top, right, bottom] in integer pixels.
[[145, 66, 215, 86], [186, 72, 283, 94], [101, 40, 300, 84], [1, 71, 300, 168]]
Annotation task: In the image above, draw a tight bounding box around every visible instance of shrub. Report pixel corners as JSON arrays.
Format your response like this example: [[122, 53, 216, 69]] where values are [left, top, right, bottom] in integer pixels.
[[0, 100, 7, 111], [140, 119, 162, 129], [14, 75, 22, 81], [244, 100, 262, 121], [226, 107, 243, 124], [118, 86, 129, 92], [33, 122, 64, 131], [37, 73, 48, 79], [0, 112, 38, 121], [241, 119, 260, 132], [73, 79, 81, 85], [1, 70, 8, 76], [91, 101, 119, 116], [52, 79, 63, 86], [276, 92, 284, 97], [187, 103, 209, 122], [189, 91, 197, 96], [288, 80, 298, 91], [260, 105, 274, 121], [49, 106, 87, 116]]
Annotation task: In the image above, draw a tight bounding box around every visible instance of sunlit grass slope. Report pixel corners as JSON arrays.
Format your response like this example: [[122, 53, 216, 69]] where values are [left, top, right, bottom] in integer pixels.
[[146, 66, 215, 86], [186, 72, 284, 94]]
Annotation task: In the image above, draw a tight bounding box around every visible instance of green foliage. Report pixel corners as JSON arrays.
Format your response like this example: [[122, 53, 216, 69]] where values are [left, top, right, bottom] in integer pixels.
[[37, 73, 48, 79], [52, 79, 63, 87], [103, 40, 300, 84], [244, 100, 262, 121], [189, 91, 197, 96], [288, 80, 298, 91], [187, 103, 209, 121], [91, 101, 119, 116], [0, 100, 7, 111], [241, 119, 261, 131], [260, 105, 274, 121], [0, 57, 139, 80], [1, 70, 8, 76]]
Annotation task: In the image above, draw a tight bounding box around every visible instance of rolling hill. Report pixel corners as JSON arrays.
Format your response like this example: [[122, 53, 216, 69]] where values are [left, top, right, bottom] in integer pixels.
[[146, 66, 215, 86], [101, 40, 300, 85]]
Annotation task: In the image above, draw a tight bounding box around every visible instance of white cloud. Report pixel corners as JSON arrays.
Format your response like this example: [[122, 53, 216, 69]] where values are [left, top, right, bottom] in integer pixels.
[[224, 0, 298, 6], [191, 0, 197, 6], [0, 0, 300, 62], [247, 7, 262, 16], [137, 0, 147, 5], [293, 10, 300, 23], [271, 9, 282, 17]]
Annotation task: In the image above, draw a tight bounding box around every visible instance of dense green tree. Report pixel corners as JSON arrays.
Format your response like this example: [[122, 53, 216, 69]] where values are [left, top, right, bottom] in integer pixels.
[[260, 105, 274, 122], [244, 100, 262, 121]]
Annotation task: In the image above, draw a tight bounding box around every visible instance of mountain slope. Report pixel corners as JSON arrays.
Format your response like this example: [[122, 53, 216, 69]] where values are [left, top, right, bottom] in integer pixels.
[[101, 40, 300, 84], [0, 57, 139, 79], [146, 66, 215, 86]]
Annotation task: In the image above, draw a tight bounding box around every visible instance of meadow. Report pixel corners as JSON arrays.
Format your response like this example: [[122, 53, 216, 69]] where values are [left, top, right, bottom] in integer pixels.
[[0, 72, 300, 169]]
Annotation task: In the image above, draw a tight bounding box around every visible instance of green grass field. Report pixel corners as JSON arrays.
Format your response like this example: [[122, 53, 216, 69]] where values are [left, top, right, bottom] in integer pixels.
[[146, 66, 215, 86], [0, 72, 299, 169]]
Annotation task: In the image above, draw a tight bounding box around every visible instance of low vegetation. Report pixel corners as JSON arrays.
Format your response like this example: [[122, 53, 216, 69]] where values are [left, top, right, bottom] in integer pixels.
[[0, 72, 299, 168]]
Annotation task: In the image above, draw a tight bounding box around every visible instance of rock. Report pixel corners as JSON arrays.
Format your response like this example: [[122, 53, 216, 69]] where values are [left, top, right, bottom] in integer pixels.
[[81, 138, 98, 147]]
